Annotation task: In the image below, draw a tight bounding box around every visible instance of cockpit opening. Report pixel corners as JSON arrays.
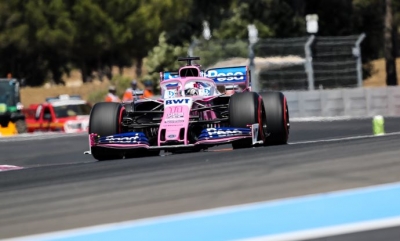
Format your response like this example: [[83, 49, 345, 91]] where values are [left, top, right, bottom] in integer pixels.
[[179, 67, 200, 77]]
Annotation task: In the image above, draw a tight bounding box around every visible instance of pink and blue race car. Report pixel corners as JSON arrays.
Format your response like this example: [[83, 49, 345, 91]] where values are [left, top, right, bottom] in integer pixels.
[[86, 57, 289, 160]]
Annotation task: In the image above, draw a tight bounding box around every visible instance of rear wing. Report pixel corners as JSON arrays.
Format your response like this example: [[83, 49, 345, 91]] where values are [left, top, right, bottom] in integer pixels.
[[204, 66, 250, 87], [160, 65, 250, 88]]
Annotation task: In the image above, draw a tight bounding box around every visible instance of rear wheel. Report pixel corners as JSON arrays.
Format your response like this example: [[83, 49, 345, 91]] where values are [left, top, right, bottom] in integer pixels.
[[89, 102, 124, 161], [261, 91, 289, 145], [229, 92, 266, 149]]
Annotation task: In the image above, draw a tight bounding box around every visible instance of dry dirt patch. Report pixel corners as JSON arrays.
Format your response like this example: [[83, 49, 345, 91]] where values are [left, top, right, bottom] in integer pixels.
[[20, 66, 140, 106], [21, 81, 110, 106], [363, 58, 400, 87]]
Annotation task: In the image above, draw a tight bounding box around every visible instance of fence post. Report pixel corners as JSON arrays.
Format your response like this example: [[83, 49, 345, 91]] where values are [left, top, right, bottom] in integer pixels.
[[353, 33, 366, 87], [248, 24, 259, 92], [304, 35, 315, 90], [249, 42, 258, 92]]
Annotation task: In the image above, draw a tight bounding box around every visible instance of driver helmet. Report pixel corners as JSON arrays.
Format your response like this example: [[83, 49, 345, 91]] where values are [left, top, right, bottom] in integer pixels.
[[185, 82, 202, 96]]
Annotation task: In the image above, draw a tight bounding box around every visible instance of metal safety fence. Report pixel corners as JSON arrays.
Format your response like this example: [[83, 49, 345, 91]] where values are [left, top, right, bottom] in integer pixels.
[[188, 34, 366, 92]]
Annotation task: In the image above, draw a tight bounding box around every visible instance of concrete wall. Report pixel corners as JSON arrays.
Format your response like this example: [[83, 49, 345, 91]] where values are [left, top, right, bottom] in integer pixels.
[[282, 86, 400, 118]]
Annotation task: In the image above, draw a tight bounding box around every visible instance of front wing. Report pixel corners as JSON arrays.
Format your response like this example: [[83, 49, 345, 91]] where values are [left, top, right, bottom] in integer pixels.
[[86, 124, 260, 153]]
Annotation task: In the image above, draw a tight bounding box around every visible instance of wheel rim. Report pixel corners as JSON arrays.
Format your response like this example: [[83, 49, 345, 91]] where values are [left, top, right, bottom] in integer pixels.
[[118, 105, 125, 134], [261, 104, 267, 137], [283, 97, 289, 139], [258, 97, 268, 141]]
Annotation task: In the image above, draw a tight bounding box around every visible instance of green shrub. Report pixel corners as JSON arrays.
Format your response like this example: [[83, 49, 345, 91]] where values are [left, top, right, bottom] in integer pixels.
[[88, 89, 108, 103], [111, 74, 133, 96], [144, 32, 189, 88]]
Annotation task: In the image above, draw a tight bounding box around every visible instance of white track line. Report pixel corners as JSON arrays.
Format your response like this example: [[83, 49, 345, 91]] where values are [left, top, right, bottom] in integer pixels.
[[289, 131, 400, 145], [291, 116, 360, 122], [290, 116, 399, 122]]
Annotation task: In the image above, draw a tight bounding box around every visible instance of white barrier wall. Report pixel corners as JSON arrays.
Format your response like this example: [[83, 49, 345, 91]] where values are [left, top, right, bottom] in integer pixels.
[[282, 86, 400, 118]]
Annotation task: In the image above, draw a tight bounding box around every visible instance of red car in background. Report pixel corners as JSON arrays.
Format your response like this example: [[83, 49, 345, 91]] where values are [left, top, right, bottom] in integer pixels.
[[24, 95, 92, 133]]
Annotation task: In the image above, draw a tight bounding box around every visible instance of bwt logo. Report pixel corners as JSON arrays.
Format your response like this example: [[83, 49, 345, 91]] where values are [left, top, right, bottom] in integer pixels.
[[207, 70, 244, 82], [165, 98, 190, 105]]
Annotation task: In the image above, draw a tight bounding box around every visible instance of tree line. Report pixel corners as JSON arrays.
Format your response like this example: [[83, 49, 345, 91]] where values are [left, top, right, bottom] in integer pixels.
[[0, 0, 397, 86]]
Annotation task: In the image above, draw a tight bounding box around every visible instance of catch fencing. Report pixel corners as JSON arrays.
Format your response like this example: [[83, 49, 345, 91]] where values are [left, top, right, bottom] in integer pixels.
[[189, 34, 366, 92], [185, 35, 400, 119]]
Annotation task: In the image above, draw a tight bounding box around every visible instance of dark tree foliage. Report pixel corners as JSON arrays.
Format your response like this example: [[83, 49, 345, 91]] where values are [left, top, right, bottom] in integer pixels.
[[166, 0, 234, 45], [384, 0, 398, 85], [0, 0, 204, 85], [353, 0, 384, 62], [0, 0, 396, 86], [304, 0, 354, 36], [243, 0, 305, 37]]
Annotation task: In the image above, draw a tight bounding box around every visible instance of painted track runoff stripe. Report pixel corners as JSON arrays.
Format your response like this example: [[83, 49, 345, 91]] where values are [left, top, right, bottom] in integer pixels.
[[7, 182, 400, 241]]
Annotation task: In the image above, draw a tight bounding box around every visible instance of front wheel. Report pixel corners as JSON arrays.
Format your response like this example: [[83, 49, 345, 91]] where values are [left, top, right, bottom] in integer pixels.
[[89, 102, 124, 161], [229, 92, 267, 149]]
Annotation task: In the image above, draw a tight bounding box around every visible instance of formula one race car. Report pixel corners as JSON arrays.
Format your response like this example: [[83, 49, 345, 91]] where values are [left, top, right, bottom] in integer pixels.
[[86, 57, 289, 160]]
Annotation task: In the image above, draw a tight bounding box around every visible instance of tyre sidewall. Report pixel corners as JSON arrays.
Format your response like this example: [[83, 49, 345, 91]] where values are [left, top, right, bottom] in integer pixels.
[[261, 91, 289, 145], [229, 92, 266, 148]]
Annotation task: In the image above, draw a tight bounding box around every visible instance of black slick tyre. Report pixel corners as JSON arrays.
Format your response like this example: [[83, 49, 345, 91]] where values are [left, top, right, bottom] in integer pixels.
[[260, 91, 289, 145], [229, 92, 266, 149], [89, 102, 124, 161]]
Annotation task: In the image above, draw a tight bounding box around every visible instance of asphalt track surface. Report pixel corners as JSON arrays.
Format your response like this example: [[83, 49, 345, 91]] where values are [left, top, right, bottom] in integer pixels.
[[0, 117, 399, 239], [307, 226, 400, 241]]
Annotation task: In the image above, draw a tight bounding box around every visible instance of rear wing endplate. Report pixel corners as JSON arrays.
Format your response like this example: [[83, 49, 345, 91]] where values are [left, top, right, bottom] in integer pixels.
[[160, 71, 179, 82]]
